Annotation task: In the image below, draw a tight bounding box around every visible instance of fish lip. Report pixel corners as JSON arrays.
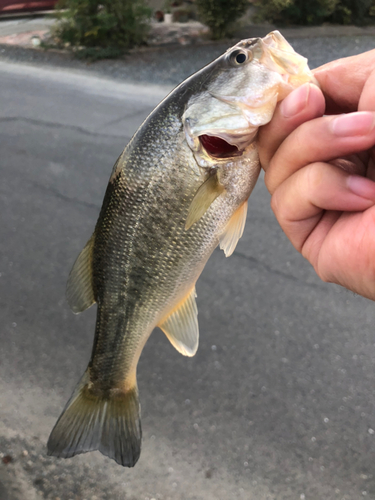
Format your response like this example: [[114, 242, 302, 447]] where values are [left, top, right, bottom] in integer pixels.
[[260, 31, 319, 88], [260, 30, 309, 76]]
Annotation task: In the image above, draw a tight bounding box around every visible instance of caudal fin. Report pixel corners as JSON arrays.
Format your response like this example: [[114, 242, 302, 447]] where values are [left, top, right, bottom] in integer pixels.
[[47, 370, 141, 467]]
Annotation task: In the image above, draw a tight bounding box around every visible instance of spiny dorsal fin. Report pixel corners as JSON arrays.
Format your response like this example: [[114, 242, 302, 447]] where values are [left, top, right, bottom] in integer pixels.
[[158, 287, 199, 357], [185, 174, 225, 230], [219, 200, 248, 257], [66, 235, 96, 314]]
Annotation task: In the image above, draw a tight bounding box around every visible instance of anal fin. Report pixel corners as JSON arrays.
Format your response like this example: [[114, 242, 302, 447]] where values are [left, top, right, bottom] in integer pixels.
[[158, 287, 199, 357], [219, 200, 248, 257], [66, 235, 96, 313]]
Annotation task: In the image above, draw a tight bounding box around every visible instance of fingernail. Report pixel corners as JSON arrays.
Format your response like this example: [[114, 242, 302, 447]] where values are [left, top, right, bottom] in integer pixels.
[[347, 175, 375, 200], [330, 112, 375, 137], [280, 83, 310, 118]]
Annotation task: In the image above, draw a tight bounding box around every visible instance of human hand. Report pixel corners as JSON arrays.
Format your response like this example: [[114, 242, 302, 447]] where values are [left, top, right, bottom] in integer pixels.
[[257, 50, 375, 300]]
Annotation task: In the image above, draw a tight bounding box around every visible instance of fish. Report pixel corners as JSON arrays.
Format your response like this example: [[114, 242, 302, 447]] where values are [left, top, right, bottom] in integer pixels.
[[47, 31, 316, 467]]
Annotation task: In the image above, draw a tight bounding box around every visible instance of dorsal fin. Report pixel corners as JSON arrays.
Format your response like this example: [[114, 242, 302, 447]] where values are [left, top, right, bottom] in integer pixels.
[[185, 174, 225, 230], [219, 201, 248, 257], [158, 287, 199, 357], [66, 235, 96, 313]]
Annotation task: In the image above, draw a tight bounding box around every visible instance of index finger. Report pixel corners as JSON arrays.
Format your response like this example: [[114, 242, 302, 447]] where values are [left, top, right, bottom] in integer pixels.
[[314, 50, 375, 114], [258, 83, 325, 171], [265, 111, 375, 194]]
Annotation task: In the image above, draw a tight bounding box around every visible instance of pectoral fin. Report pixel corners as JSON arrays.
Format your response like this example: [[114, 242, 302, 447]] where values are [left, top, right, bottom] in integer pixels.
[[66, 235, 96, 313], [158, 287, 199, 357], [219, 201, 248, 257], [185, 174, 224, 230]]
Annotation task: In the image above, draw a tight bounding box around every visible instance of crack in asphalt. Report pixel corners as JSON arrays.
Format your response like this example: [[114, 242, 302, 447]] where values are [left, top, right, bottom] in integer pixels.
[[232, 250, 326, 290], [31, 181, 101, 211], [101, 107, 152, 128], [0, 115, 322, 292], [27, 181, 326, 291], [0, 116, 132, 140]]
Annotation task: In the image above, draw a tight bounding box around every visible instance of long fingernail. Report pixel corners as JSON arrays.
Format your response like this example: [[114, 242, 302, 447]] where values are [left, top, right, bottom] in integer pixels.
[[280, 83, 310, 118], [331, 112, 375, 137], [347, 175, 375, 199]]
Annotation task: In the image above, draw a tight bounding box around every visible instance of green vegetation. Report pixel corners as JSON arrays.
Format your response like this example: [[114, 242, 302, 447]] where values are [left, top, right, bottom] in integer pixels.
[[330, 0, 375, 24], [195, 0, 249, 39], [52, 0, 151, 59], [254, 0, 375, 25]]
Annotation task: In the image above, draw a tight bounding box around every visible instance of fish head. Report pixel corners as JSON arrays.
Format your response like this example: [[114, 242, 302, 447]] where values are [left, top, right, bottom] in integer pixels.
[[182, 31, 317, 168]]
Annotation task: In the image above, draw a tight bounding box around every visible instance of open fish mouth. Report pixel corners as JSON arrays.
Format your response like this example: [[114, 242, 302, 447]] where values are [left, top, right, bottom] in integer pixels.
[[186, 124, 258, 167], [194, 130, 256, 166], [198, 134, 242, 159], [184, 116, 257, 167]]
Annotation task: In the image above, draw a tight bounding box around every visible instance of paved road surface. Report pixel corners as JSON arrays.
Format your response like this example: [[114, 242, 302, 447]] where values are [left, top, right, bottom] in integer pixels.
[[1, 52, 375, 500]]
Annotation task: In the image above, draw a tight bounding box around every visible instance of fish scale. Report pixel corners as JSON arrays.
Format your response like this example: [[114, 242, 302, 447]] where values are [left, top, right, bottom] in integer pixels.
[[47, 31, 316, 467], [91, 123, 213, 382]]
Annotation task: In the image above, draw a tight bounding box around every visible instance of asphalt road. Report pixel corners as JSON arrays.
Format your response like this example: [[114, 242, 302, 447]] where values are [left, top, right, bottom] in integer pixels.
[[1, 38, 375, 500]]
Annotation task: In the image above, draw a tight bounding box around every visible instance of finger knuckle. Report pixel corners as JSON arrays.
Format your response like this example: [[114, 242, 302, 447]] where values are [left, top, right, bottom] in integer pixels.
[[264, 168, 274, 194], [305, 162, 325, 191], [270, 191, 280, 217], [270, 190, 290, 227]]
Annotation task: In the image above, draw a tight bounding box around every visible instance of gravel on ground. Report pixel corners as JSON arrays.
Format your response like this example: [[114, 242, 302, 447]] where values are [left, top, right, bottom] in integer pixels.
[[0, 33, 375, 88]]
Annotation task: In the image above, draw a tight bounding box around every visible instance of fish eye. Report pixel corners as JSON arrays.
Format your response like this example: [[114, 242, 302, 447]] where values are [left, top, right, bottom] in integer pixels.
[[236, 52, 246, 64], [230, 49, 250, 67]]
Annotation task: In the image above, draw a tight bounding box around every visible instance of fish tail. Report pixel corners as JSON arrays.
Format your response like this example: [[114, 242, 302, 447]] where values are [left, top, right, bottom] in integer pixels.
[[47, 369, 141, 467]]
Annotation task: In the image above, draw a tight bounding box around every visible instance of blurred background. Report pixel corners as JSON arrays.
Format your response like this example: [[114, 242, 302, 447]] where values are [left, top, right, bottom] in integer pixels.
[[1, 1, 375, 499]]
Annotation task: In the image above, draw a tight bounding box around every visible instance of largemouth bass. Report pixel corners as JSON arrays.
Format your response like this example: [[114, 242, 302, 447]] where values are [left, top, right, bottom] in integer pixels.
[[48, 31, 316, 467]]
